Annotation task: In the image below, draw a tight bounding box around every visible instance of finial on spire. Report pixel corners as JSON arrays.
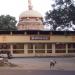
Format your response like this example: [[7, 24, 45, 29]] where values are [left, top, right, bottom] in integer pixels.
[[28, 0, 33, 10]]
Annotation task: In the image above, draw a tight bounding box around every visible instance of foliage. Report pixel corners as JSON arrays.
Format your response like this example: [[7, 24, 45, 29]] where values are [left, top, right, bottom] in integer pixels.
[[45, 0, 75, 31], [0, 15, 17, 30]]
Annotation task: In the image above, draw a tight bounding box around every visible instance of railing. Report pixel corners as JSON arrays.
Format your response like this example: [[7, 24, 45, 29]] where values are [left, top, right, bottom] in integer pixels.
[[68, 48, 75, 53], [13, 49, 24, 54], [27, 49, 52, 53]]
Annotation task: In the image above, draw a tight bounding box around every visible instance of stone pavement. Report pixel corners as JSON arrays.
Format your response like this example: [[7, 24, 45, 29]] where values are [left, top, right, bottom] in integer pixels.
[[0, 57, 75, 71]]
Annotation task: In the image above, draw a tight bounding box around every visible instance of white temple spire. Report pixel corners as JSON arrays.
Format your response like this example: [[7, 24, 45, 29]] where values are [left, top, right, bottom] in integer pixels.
[[28, 0, 33, 10]]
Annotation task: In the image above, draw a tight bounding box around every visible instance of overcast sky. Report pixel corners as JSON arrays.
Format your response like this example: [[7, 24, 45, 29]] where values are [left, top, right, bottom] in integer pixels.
[[0, 0, 54, 21]]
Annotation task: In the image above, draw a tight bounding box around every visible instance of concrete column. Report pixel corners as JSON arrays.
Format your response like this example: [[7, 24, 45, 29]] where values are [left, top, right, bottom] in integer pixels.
[[33, 44, 35, 55], [52, 43, 55, 55], [10, 44, 13, 55], [45, 44, 47, 54], [24, 32, 27, 35], [24, 44, 28, 55], [66, 44, 68, 54], [10, 32, 12, 35]]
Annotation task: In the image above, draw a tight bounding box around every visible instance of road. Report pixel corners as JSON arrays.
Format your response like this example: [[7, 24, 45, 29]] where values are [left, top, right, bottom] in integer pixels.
[[9, 57, 75, 63], [0, 70, 75, 75], [0, 57, 75, 75], [7, 57, 75, 70]]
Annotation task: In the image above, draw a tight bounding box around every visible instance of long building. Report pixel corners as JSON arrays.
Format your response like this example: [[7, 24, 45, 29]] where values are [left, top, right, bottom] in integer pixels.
[[0, 31, 75, 57]]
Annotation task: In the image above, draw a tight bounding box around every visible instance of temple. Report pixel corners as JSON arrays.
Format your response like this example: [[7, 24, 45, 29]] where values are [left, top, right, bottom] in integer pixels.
[[0, 0, 75, 57]]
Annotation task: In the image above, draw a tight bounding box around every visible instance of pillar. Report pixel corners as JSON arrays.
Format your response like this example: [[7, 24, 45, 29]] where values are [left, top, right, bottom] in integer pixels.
[[66, 44, 68, 54], [45, 44, 47, 54], [52, 43, 55, 55], [10, 44, 13, 55], [33, 44, 35, 55], [10, 32, 12, 35], [24, 44, 28, 55]]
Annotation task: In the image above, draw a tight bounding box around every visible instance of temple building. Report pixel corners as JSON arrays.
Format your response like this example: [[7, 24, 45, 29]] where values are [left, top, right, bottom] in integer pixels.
[[0, 0, 75, 57]]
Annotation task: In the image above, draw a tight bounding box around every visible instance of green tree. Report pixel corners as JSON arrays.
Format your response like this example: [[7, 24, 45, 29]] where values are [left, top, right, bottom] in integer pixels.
[[45, 0, 75, 31], [0, 15, 17, 30]]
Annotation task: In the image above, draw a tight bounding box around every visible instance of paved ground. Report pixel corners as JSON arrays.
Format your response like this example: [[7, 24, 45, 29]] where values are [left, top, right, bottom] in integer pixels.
[[0, 57, 75, 71], [0, 70, 75, 75]]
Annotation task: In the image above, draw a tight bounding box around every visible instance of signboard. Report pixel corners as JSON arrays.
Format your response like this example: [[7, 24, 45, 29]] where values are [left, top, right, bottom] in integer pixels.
[[30, 36, 50, 40]]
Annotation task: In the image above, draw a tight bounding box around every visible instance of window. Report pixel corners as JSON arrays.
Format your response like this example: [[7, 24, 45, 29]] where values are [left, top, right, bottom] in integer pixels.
[[47, 43, 52, 53], [55, 43, 66, 49], [68, 43, 75, 53], [35, 43, 45, 53], [28, 44, 33, 53], [47, 44, 52, 49], [55, 43, 66, 53], [28, 44, 33, 49], [68, 43, 75, 49], [0, 44, 10, 49]]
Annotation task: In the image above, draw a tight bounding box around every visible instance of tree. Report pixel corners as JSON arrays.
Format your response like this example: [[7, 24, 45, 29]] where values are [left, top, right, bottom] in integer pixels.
[[45, 0, 75, 31], [0, 15, 17, 30]]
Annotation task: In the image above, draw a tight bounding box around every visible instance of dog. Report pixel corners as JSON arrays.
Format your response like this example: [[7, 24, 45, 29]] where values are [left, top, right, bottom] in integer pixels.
[[50, 60, 56, 69]]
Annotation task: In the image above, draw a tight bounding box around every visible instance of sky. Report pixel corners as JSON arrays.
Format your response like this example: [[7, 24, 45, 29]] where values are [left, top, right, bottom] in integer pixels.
[[0, 0, 54, 21]]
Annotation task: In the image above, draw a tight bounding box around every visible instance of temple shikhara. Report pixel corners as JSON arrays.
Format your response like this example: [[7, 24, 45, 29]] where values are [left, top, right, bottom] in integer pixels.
[[17, 0, 43, 30], [0, 0, 75, 57]]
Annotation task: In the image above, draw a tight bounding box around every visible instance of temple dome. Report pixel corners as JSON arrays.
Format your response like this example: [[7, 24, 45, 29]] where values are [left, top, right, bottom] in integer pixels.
[[17, 0, 44, 30], [19, 10, 42, 19]]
